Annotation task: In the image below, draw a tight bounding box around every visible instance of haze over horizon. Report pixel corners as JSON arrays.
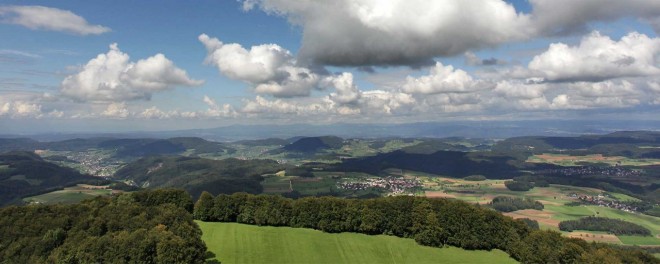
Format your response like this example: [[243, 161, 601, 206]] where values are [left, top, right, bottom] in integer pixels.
[[1, 0, 660, 133]]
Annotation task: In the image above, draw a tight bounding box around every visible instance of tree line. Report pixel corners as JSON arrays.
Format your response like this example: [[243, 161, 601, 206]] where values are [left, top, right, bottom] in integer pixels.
[[194, 192, 658, 263], [559, 216, 652, 236], [489, 196, 544, 212], [0, 189, 207, 263]]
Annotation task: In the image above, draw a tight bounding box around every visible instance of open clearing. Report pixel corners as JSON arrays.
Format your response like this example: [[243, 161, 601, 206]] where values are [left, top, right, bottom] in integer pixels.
[[198, 222, 517, 264], [23, 184, 115, 204], [566, 232, 622, 244]]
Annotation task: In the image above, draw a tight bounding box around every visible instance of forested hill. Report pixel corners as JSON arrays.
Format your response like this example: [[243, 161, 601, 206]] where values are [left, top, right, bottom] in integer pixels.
[[0, 137, 234, 158], [114, 156, 285, 198], [282, 136, 344, 153], [0, 151, 100, 206], [336, 150, 522, 178], [494, 131, 660, 156], [0, 189, 207, 263]]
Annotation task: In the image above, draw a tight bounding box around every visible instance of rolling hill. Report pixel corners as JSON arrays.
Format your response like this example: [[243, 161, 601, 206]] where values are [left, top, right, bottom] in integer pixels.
[[0, 151, 100, 206], [114, 156, 285, 198]]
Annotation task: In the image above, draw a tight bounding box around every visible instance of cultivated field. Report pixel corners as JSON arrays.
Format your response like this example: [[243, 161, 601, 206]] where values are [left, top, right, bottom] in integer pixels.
[[198, 222, 517, 264], [411, 171, 660, 246], [526, 153, 660, 166], [23, 184, 116, 204]]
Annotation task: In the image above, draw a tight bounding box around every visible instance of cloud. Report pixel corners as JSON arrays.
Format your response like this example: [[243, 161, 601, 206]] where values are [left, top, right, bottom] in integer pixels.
[[464, 52, 506, 66], [529, 0, 660, 35], [359, 90, 415, 115], [203, 95, 237, 117], [101, 102, 130, 119], [528, 31, 660, 82], [0, 5, 110, 35], [402, 62, 494, 94], [0, 102, 10, 116], [0, 101, 46, 118], [241, 96, 332, 115], [327, 73, 361, 105], [199, 34, 322, 98], [61, 43, 202, 102], [138, 106, 172, 119], [494, 81, 548, 99], [243, 0, 530, 67]]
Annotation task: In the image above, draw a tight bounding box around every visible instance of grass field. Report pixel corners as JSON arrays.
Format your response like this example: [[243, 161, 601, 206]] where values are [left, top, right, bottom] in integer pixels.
[[23, 184, 115, 204], [618, 236, 660, 246], [198, 222, 517, 264]]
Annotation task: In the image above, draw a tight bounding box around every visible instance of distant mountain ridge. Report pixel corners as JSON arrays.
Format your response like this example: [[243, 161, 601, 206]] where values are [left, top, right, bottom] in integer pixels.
[[0, 137, 234, 158]]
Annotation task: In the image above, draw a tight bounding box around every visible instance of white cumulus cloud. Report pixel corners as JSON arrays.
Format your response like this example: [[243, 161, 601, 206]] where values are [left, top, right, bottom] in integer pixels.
[[0, 5, 110, 35], [61, 43, 202, 102], [529, 31, 660, 82], [101, 102, 130, 119], [403, 62, 493, 94], [199, 34, 320, 98]]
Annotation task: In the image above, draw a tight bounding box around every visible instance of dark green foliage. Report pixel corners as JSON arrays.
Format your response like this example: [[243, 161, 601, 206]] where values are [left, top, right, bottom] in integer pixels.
[[193, 193, 658, 263], [489, 196, 544, 212], [114, 156, 284, 198], [504, 180, 534, 191], [559, 216, 652, 236], [234, 138, 289, 146], [0, 191, 207, 263], [131, 188, 194, 213], [534, 180, 549, 187], [518, 218, 540, 230], [0, 151, 97, 206], [194, 192, 215, 221], [282, 136, 344, 153], [463, 175, 487, 181]]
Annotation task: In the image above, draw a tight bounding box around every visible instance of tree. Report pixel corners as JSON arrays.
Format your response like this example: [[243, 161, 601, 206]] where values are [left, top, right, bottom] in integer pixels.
[[193, 191, 214, 221]]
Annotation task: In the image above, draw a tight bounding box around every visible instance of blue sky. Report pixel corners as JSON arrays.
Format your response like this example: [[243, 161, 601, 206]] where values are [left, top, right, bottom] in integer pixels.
[[0, 0, 659, 133]]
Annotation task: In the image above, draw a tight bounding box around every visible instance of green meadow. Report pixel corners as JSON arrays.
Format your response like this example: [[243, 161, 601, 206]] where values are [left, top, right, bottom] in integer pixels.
[[198, 222, 517, 264]]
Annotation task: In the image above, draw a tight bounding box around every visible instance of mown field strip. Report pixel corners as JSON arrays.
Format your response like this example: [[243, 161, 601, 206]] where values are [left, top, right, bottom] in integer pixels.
[[198, 222, 517, 264]]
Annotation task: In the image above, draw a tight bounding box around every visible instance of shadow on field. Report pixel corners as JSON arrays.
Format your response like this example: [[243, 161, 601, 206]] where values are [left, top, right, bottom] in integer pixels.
[[205, 251, 221, 264]]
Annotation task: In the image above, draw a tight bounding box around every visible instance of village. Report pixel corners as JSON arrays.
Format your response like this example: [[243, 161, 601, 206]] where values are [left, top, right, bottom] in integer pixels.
[[544, 166, 644, 178], [570, 193, 641, 213], [337, 176, 422, 195]]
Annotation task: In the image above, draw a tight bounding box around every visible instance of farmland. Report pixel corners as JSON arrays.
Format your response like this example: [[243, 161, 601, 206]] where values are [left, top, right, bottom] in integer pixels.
[[198, 222, 517, 264], [22, 184, 116, 204], [412, 171, 660, 246], [527, 153, 660, 166]]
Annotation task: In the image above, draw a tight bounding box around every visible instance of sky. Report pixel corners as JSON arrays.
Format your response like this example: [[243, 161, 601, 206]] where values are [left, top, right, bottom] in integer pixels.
[[0, 0, 659, 133]]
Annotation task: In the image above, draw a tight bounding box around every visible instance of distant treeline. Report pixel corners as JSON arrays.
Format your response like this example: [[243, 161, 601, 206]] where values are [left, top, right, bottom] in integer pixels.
[[194, 192, 658, 264], [0, 189, 207, 263], [489, 196, 544, 212], [559, 216, 652, 236]]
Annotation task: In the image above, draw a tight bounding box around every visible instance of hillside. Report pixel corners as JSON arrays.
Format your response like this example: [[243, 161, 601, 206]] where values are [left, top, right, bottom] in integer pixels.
[[199, 222, 516, 264], [494, 131, 660, 157], [0, 151, 100, 206], [282, 136, 344, 153], [0, 137, 234, 158], [336, 150, 522, 178], [114, 156, 284, 197]]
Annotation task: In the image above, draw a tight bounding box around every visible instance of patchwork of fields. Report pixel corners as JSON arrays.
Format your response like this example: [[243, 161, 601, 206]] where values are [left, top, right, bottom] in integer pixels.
[[198, 222, 517, 264], [416, 172, 660, 246]]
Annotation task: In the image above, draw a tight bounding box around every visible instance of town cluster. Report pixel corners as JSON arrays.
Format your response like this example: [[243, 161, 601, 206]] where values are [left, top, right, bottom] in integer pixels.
[[337, 176, 421, 195], [544, 166, 643, 178], [570, 193, 640, 213]]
